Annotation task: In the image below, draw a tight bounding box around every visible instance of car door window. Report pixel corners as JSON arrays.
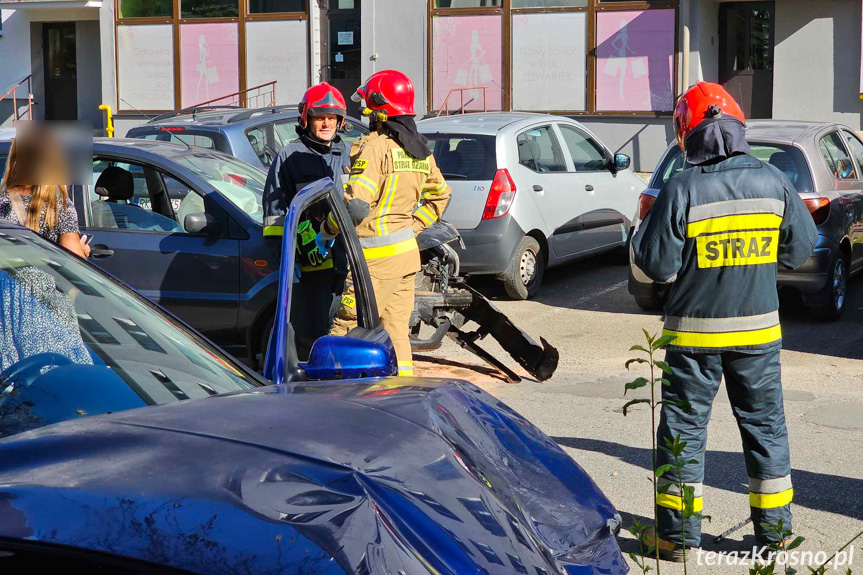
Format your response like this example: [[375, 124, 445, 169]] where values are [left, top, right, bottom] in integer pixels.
[[246, 125, 279, 167], [819, 131, 857, 180], [173, 152, 265, 223], [841, 130, 863, 178], [86, 159, 185, 233], [516, 126, 567, 173], [557, 124, 609, 172]]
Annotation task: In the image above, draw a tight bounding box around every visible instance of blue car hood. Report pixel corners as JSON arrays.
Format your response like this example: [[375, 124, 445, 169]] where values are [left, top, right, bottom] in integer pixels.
[[0, 379, 627, 575]]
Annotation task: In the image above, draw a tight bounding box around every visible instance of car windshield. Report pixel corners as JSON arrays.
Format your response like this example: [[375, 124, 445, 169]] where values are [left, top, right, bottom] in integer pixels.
[[424, 134, 497, 180], [652, 143, 814, 193], [0, 227, 261, 438], [173, 153, 266, 223]]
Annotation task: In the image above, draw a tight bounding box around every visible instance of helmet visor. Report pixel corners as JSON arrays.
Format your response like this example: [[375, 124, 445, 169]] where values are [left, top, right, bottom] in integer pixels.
[[351, 91, 364, 103]]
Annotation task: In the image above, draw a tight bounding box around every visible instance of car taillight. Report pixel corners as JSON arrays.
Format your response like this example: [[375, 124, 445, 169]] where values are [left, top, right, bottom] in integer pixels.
[[638, 193, 657, 220], [803, 197, 830, 225], [482, 169, 517, 220]]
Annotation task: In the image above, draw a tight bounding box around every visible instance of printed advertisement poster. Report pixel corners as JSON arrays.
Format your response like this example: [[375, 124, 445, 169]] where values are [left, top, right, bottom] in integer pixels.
[[246, 20, 309, 106], [117, 25, 175, 111], [512, 13, 587, 111], [596, 9, 675, 112], [180, 23, 239, 108], [432, 15, 503, 112]]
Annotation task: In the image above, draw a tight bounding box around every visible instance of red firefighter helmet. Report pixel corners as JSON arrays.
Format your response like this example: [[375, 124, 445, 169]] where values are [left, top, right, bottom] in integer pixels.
[[298, 83, 347, 129], [673, 82, 746, 151], [351, 70, 415, 121]]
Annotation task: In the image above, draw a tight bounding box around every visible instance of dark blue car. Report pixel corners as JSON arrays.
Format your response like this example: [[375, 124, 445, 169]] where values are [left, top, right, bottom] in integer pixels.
[[0, 182, 628, 574]]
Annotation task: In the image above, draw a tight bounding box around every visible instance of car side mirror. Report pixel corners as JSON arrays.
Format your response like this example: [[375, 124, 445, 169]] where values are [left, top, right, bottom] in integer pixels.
[[183, 212, 222, 235], [303, 335, 396, 380], [613, 154, 631, 172]]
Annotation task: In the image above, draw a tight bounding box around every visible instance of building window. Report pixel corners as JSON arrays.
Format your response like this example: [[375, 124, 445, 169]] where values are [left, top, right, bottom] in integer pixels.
[[595, 9, 675, 112], [429, 0, 679, 115], [432, 15, 503, 112], [249, 0, 306, 13], [117, 26, 175, 111], [180, 0, 240, 19], [180, 23, 240, 108], [246, 20, 309, 104], [511, 12, 587, 111], [118, 0, 173, 18]]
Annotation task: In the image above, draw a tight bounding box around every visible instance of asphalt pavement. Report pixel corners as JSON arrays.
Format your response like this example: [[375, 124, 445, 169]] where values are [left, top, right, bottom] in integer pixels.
[[417, 255, 863, 574]]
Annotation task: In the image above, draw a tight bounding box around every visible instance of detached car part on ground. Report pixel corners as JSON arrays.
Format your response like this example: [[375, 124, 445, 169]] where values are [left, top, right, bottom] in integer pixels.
[[0, 185, 626, 575], [629, 120, 863, 320], [0, 138, 554, 382]]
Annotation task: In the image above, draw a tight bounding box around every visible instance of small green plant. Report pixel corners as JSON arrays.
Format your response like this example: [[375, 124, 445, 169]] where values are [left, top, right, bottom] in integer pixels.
[[749, 520, 804, 575], [657, 434, 710, 572], [627, 519, 654, 574], [807, 527, 862, 575]]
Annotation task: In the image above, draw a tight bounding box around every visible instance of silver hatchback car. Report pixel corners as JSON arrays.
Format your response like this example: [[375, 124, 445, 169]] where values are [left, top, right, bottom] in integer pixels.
[[629, 120, 863, 320], [419, 113, 645, 299]]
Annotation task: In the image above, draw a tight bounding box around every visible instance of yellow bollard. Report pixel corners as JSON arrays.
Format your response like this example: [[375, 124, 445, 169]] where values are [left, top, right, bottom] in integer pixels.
[[99, 105, 114, 138]]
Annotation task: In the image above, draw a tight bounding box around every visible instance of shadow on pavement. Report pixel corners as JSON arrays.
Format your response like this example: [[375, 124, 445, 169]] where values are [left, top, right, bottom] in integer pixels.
[[552, 436, 863, 523]]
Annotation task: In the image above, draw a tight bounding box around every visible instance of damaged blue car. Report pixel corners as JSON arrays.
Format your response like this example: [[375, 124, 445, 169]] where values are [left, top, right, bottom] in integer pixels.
[[0, 179, 627, 574]]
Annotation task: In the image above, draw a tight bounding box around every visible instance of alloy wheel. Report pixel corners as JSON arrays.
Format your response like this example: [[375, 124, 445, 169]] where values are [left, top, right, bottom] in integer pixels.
[[833, 258, 846, 311]]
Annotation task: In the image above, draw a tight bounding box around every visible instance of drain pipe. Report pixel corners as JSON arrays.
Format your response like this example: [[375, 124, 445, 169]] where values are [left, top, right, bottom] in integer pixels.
[[681, 2, 691, 94]]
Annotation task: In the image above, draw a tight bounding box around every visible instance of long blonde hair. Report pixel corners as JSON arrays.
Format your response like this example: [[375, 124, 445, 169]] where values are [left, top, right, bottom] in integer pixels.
[[0, 130, 69, 232]]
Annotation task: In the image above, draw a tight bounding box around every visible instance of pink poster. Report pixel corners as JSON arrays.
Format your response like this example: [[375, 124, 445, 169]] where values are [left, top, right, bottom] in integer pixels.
[[180, 23, 239, 108], [596, 10, 675, 112], [432, 15, 503, 112]]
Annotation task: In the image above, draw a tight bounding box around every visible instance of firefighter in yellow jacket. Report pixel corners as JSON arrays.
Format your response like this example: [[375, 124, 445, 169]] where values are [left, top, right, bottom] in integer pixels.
[[316, 70, 451, 376]]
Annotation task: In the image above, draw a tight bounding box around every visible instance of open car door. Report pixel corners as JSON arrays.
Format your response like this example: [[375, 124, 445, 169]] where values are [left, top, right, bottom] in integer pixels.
[[263, 179, 397, 383]]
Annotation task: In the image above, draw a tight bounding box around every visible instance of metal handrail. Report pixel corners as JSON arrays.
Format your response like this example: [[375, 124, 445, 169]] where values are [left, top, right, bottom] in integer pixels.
[[1, 75, 34, 126], [188, 81, 277, 110], [436, 86, 488, 117]]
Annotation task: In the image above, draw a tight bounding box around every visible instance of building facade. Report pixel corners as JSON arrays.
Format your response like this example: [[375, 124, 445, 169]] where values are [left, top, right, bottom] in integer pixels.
[[0, 0, 861, 170]]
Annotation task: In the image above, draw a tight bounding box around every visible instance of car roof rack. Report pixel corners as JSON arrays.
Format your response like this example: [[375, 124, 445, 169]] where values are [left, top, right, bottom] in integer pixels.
[[226, 104, 299, 124], [148, 105, 243, 124]]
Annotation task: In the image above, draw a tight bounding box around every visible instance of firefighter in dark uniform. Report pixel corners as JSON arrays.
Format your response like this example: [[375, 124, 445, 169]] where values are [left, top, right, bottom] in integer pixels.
[[316, 70, 451, 376], [632, 82, 817, 560], [262, 82, 351, 359]]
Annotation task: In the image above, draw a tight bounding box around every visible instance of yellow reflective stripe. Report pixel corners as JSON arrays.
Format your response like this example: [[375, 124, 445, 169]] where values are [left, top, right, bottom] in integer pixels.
[[376, 174, 398, 236], [348, 174, 378, 196], [657, 493, 704, 513], [696, 230, 779, 268], [750, 488, 793, 509], [687, 213, 783, 238], [422, 181, 448, 196], [263, 226, 284, 237], [663, 325, 782, 348], [362, 236, 417, 260], [327, 212, 340, 232], [398, 361, 414, 376], [299, 259, 334, 273], [415, 205, 436, 226]]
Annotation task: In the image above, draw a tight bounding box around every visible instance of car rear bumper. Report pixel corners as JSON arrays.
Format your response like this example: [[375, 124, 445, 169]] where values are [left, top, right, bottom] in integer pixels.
[[628, 235, 835, 295], [455, 214, 525, 275]]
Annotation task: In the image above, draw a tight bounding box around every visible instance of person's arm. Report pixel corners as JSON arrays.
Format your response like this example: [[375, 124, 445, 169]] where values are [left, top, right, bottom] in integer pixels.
[[59, 232, 88, 258], [321, 144, 384, 237], [56, 191, 89, 258], [776, 170, 818, 269], [412, 157, 451, 235], [262, 151, 293, 238], [631, 178, 688, 283]]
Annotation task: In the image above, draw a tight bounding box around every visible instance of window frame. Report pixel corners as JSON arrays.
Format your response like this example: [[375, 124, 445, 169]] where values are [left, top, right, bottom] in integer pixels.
[[839, 129, 863, 181], [428, 0, 680, 116], [554, 121, 611, 172], [515, 123, 570, 174], [818, 130, 858, 182], [114, 0, 311, 114]]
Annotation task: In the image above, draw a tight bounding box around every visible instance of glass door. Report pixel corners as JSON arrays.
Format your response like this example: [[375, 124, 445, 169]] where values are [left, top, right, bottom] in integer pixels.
[[719, 2, 775, 119], [324, 0, 362, 118]]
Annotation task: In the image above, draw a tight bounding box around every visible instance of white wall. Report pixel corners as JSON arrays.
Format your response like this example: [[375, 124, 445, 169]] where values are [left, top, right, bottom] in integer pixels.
[[773, 0, 863, 128]]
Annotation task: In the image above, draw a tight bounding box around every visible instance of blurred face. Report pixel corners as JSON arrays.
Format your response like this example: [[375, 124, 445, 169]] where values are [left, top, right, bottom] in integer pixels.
[[308, 114, 339, 142]]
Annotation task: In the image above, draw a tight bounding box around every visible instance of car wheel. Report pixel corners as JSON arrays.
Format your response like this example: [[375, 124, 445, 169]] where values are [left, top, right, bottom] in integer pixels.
[[809, 250, 849, 321], [634, 284, 668, 311], [503, 236, 544, 300]]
